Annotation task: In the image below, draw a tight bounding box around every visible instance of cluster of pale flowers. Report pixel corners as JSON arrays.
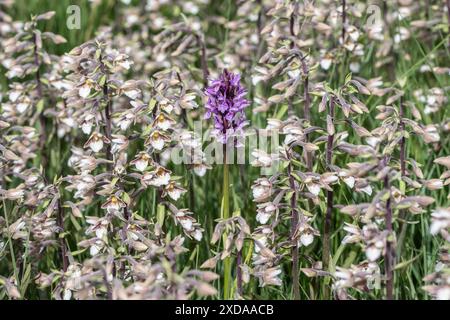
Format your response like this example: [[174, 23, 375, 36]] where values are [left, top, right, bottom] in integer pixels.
[[0, 7, 218, 299]]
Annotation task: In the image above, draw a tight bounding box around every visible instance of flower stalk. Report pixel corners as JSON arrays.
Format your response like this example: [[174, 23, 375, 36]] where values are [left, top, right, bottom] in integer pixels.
[[204, 69, 249, 299], [342, 0, 346, 43], [396, 96, 408, 267], [287, 12, 310, 296], [287, 159, 300, 300], [383, 157, 394, 300], [399, 98, 406, 177], [103, 82, 113, 166], [195, 34, 209, 87], [322, 97, 335, 298], [221, 150, 231, 299], [301, 57, 312, 171], [236, 248, 243, 297], [57, 196, 69, 272], [447, 1, 450, 39], [32, 31, 47, 171]]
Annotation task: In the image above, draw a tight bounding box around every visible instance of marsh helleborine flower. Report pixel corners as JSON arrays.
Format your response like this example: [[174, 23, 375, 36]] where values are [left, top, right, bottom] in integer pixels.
[[204, 69, 249, 143]]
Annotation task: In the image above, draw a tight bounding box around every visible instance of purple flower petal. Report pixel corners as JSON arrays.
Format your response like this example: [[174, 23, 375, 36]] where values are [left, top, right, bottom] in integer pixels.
[[204, 69, 250, 144]]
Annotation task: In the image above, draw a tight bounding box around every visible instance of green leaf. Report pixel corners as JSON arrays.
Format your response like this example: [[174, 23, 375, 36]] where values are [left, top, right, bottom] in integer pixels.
[[20, 264, 32, 295], [69, 214, 82, 231], [122, 192, 131, 205], [345, 72, 352, 84], [394, 254, 421, 270], [399, 180, 406, 194], [397, 76, 407, 88], [148, 98, 157, 113], [157, 204, 165, 227], [324, 82, 333, 93], [98, 74, 106, 86], [71, 248, 88, 256], [141, 125, 152, 137], [291, 172, 302, 182], [110, 177, 119, 186], [36, 99, 45, 114], [275, 104, 288, 119]]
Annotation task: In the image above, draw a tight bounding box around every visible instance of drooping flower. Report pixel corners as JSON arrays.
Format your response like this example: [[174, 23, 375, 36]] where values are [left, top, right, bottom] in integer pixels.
[[204, 69, 249, 144]]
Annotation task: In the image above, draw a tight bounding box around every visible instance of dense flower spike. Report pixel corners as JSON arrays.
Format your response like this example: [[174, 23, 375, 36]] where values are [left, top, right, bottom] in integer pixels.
[[204, 69, 249, 143]]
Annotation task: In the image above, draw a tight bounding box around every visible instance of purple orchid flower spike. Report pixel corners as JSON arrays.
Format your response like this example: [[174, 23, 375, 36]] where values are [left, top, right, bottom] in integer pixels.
[[204, 69, 250, 144]]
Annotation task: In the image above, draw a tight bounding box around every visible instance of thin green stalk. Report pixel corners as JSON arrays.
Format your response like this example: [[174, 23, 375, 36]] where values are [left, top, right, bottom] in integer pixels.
[[2, 200, 20, 293], [397, 97, 408, 259], [322, 97, 335, 299], [103, 81, 113, 167], [383, 157, 394, 300], [222, 154, 231, 299], [342, 0, 346, 43], [236, 248, 243, 297], [32, 30, 47, 172], [222, 163, 229, 220], [57, 197, 69, 272], [287, 161, 300, 300]]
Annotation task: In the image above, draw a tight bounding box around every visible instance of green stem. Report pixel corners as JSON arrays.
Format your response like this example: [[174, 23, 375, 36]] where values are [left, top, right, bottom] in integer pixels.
[[223, 165, 229, 220], [322, 97, 335, 299], [2, 200, 20, 294], [222, 160, 231, 299]]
